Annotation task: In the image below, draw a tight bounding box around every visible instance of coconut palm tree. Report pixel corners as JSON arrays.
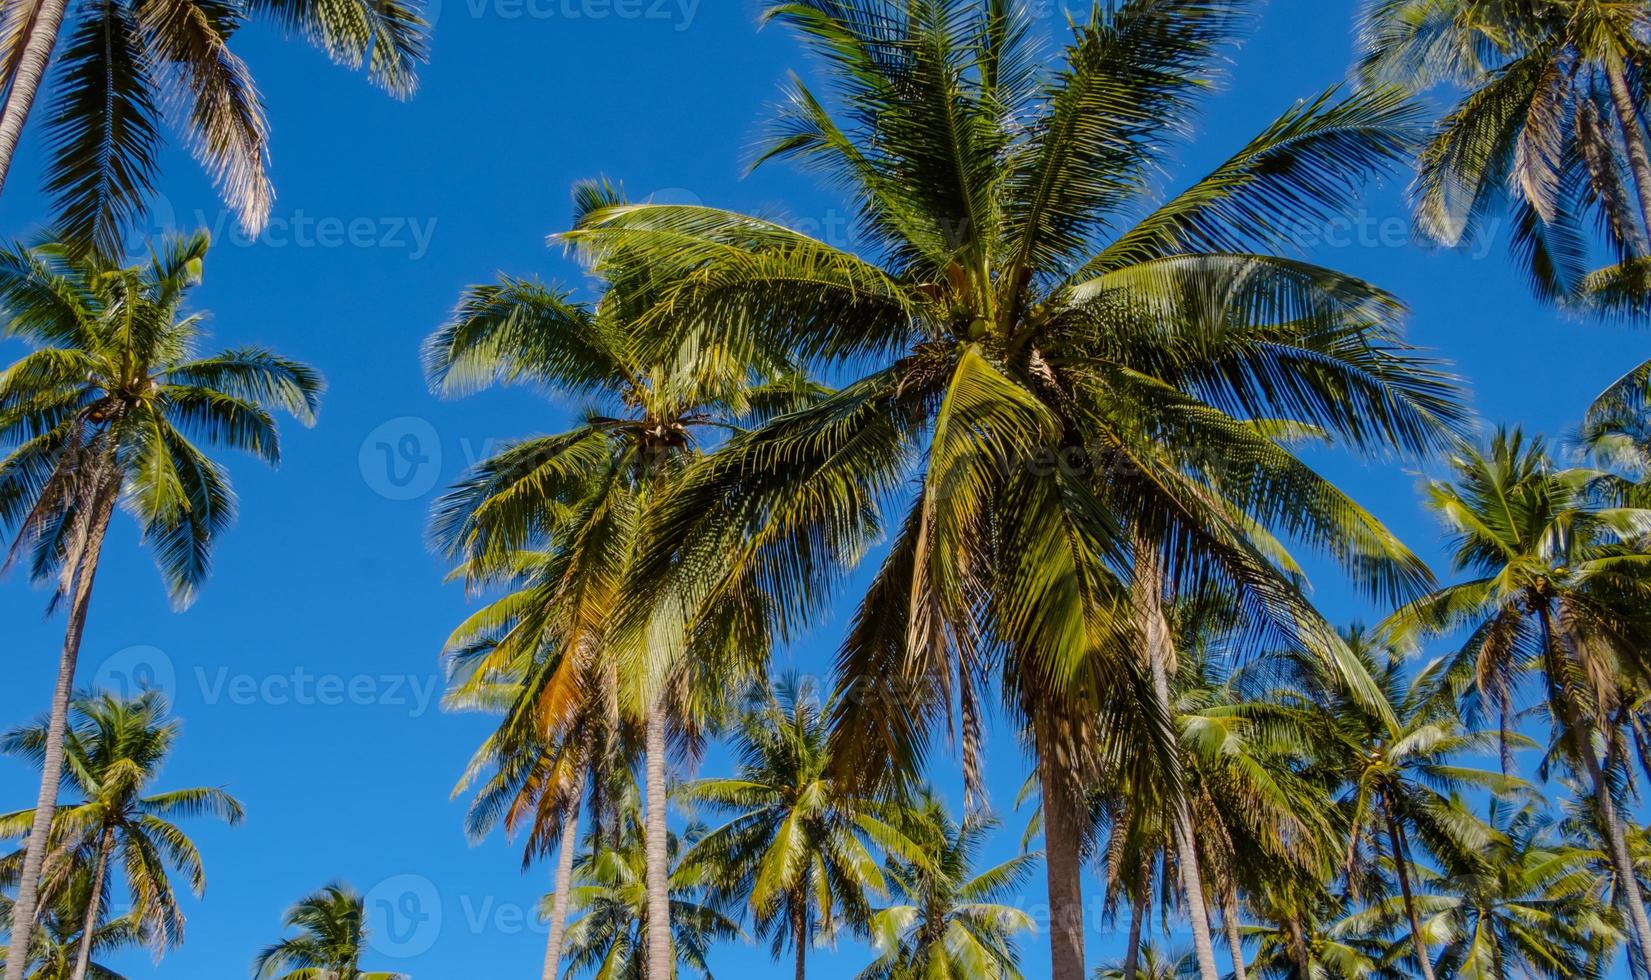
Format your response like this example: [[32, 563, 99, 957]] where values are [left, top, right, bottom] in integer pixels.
[[0, 0, 429, 257], [0, 690, 244, 980], [563, 4, 1462, 975], [858, 795, 1036, 980], [1094, 942, 1198, 980], [1171, 610, 1344, 980], [1079, 595, 1338, 980], [556, 789, 741, 980], [0, 232, 321, 977], [1351, 803, 1619, 979], [442, 545, 636, 980], [0, 864, 144, 980], [678, 675, 905, 979], [425, 192, 812, 980], [1242, 883, 1399, 980], [1275, 627, 1528, 980], [1383, 428, 1651, 968], [253, 883, 401, 980], [1362, 0, 1651, 305]]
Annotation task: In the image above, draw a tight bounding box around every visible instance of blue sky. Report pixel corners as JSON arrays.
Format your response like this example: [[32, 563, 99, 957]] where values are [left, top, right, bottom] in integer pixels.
[[1, 0, 1648, 977]]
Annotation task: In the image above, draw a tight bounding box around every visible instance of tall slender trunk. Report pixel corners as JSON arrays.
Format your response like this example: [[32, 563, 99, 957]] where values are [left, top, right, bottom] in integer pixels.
[[1536, 602, 1651, 963], [1606, 58, 1651, 246], [541, 768, 586, 980], [1581, 734, 1651, 964], [0, 0, 68, 194], [1222, 883, 1249, 980], [1629, 900, 1651, 980], [643, 691, 671, 980], [1286, 914, 1312, 979], [5, 484, 117, 980], [1381, 791, 1436, 980], [69, 824, 114, 980], [791, 897, 807, 980], [1133, 539, 1220, 980], [1036, 719, 1087, 980], [1122, 890, 1144, 980]]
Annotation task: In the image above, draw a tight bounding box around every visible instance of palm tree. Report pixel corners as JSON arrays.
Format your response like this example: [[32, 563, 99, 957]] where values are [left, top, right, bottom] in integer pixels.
[[1278, 628, 1526, 980], [1384, 428, 1651, 968], [1082, 595, 1338, 980], [1242, 883, 1398, 980], [1093, 942, 1197, 980], [443, 547, 636, 980], [0, 232, 322, 977], [1352, 803, 1618, 979], [254, 883, 401, 980], [1176, 621, 1344, 980], [0, 690, 244, 980], [678, 675, 903, 979], [0, 0, 429, 257], [1362, 0, 1651, 305], [858, 796, 1036, 980], [425, 195, 807, 980], [563, 4, 1462, 975], [0, 864, 145, 979], [556, 789, 742, 980]]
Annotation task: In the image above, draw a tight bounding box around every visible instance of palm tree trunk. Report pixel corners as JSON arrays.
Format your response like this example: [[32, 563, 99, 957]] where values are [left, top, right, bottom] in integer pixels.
[[643, 690, 671, 980], [1167, 805, 1221, 980], [1133, 539, 1220, 980], [1537, 602, 1651, 963], [1606, 57, 1651, 245], [791, 897, 807, 980], [1381, 791, 1436, 980], [1286, 914, 1312, 979], [1122, 890, 1144, 980], [5, 484, 117, 980], [69, 824, 114, 980], [0, 0, 69, 194], [541, 769, 586, 980], [1036, 720, 1087, 980], [1222, 883, 1248, 980], [1581, 733, 1651, 965]]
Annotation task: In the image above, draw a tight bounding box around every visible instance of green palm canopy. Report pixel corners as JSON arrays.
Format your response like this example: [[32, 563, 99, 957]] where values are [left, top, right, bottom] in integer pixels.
[[254, 883, 403, 980], [1384, 428, 1651, 970], [1363, 0, 1651, 307], [0, 0, 429, 258], [678, 675, 911, 979], [0, 690, 244, 977], [562, 2, 1466, 975], [0, 232, 321, 977]]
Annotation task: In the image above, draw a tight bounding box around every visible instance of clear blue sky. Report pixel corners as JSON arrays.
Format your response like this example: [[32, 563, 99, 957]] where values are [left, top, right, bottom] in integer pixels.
[[0, 0, 1647, 977]]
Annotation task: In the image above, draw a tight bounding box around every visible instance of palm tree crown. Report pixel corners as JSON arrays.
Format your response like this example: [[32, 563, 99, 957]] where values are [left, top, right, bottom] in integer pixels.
[[678, 675, 905, 978], [564, 3, 1464, 975], [860, 796, 1037, 980], [1362, 0, 1651, 306], [0, 690, 244, 966], [0, 0, 430, 257], [0, 232, 323, 606], [254, 883, 402, 980]]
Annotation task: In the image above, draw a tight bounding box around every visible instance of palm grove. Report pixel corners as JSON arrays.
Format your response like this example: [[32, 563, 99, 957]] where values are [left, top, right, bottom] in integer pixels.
[[0, 0, 1650, 978]]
